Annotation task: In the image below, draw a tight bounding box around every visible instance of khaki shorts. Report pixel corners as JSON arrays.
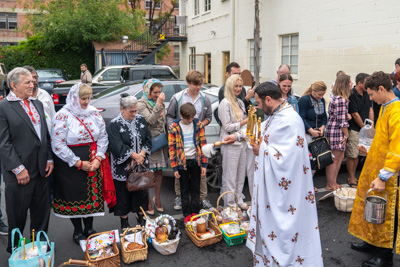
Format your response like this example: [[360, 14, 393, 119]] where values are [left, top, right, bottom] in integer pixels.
[[346, 130, 359, 158]]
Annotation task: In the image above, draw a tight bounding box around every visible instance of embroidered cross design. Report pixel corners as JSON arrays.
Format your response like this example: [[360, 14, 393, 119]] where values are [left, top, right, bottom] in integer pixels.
[[274, 151, 282, 160], [296, 136, 305, 148], [268, 231, 277, 241], [263, 255, 271, 266], [266, 203, 271, 211], [264, 150, 269, 157], [288, 205, 296, 215], [264, 134, 270, 144], [272, 256, 280, 266], [295, 255, 305, 265], [254, 161, 258, 171], [279, 177, 291, 190], [303, 165, 310, 174], [253, 255, 260, 265], [305, 191, 316, 204], [291, 232, 299, 243]]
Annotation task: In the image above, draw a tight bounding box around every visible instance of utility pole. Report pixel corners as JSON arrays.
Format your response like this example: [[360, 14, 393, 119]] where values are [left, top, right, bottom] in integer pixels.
[[254, 0, 260, 85]]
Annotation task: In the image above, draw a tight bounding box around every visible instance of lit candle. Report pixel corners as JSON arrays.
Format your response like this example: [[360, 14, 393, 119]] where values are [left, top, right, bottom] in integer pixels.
[[23, 238, 26, 260], [32, 229, 35, 249]]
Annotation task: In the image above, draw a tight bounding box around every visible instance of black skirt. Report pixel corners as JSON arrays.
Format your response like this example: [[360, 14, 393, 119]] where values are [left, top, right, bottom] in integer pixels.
[[53, 145, 104, 218], [112, 180, 148, 216]]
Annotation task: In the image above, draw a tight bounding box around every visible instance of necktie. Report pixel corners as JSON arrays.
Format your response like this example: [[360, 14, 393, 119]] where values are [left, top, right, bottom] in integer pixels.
[[23, 99, 36, 123]]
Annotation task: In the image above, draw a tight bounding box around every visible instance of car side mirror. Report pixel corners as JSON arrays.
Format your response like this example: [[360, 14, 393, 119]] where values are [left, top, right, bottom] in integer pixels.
[[98, 76, 103, 82]]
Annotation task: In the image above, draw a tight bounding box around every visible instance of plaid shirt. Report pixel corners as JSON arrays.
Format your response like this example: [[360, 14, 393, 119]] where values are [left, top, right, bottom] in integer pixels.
[[168, 118, 208, 172]]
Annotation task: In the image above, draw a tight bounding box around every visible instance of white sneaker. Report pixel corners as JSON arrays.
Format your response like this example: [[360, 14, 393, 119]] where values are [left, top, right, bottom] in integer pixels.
[[174, 196, 182, 210]]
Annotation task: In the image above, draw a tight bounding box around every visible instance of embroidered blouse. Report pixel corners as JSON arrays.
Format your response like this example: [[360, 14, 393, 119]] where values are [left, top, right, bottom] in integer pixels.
[[51, 108, 109, 167], [107, 113, 152, 181]]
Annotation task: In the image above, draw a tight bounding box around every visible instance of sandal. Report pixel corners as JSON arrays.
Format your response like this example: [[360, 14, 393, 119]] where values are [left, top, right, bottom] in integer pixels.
[[153, 196, 164, 213], [239, 203, 249, 210]]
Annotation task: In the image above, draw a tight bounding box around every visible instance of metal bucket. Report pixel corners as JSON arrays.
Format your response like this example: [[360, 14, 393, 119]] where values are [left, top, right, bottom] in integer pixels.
[[364, 189, 387, 224]]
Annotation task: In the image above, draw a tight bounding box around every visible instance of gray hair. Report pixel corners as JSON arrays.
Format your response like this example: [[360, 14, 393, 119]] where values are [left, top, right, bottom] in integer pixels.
[[120, 95, 137, 109], [7, 67, 32, 90]]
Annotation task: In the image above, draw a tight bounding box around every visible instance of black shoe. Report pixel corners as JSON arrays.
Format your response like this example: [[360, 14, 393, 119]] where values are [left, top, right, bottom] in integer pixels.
[[362, 256, 393, 267], [351, 241, 376, 252], [73, 233, 86, 245], [121, 217, 130, 231], [136, 214, 145, 226], [84, 228, 97, 237]]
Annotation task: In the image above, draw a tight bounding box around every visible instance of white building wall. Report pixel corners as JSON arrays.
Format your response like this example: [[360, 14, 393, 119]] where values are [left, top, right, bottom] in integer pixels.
[[180, 0, 400, 95]]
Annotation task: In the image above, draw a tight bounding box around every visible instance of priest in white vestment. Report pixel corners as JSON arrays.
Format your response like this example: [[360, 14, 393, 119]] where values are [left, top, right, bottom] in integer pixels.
[[225, 82, 323, 267]]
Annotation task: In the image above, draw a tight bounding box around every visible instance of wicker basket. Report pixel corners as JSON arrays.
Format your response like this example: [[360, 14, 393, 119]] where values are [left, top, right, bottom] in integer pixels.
[[185, 211, 222, 247], [57, 259, 91, 266], [84, 231, 120, 267], [333, 187, 357, 212], [121, 227, 148, 264], [215, 191, 242, 225]]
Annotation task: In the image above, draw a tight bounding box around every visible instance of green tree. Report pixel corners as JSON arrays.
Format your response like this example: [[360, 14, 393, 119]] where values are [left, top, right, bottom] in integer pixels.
[[19, 0, 145, 50]]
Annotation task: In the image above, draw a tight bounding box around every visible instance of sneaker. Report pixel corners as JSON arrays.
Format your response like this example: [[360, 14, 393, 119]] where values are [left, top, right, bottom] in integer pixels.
[[0, 222, 8, 236], [202, 199, 213, 209], [174, 196, 182, 210]]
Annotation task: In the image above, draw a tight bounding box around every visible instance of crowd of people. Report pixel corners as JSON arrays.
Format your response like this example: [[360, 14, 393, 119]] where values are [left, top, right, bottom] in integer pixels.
[[0, 59, 400, 267]]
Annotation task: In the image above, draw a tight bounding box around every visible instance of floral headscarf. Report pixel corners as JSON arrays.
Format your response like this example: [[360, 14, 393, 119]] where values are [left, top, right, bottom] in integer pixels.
[[142, 78, 163, 108], [64, 83, 97, 117]]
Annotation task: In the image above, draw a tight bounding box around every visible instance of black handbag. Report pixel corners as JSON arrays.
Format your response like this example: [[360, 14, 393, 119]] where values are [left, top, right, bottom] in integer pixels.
[[151, 133, 168, 153], [125, 161, 155, 192], [308, 136, 334, 170], [308, 96, 333, 170]]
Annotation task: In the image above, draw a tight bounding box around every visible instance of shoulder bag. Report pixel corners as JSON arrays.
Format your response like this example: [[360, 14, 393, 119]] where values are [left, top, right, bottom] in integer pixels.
[[308, 96, 334, 170], [126, 161, 155, 192], [151, 133, 168, 153]]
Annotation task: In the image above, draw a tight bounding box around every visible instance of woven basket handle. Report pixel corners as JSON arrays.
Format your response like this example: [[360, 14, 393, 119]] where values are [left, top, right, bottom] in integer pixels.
[[216, 191, 239, 211]]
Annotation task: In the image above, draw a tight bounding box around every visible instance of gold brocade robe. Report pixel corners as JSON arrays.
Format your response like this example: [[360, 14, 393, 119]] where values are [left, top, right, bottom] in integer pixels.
[[348, 100, 400, 253]]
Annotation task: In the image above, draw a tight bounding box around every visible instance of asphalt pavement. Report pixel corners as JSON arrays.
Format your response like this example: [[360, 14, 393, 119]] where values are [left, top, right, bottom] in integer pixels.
[[1, 164, 400, 266]]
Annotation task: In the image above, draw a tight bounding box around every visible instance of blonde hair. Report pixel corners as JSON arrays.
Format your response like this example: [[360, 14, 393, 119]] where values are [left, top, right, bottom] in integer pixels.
[[224, 74, 243, 121], [79, 84, 92, 98], [332, 74, 351, 101], [303, 81, 327, 96]]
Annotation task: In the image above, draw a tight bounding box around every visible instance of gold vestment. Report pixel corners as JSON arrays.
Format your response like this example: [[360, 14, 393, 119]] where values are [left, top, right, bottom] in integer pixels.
[[348, 100, 400, 253]]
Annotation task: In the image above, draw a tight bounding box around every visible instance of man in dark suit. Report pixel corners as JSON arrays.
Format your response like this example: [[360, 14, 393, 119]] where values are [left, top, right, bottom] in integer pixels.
[[0, 67, 53, 252]]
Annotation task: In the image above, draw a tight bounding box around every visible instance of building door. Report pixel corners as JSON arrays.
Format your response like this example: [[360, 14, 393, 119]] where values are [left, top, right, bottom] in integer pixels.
[[222, 52, 230, 84], [205, 53, 211, 83]]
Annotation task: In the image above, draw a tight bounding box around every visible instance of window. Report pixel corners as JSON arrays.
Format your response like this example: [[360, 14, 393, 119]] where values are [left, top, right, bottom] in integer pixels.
[[205, 0, 211, 12], [174, 2, 179, 9], [101, 68, 122, 81], [249, 39, 262, 74], [174, 45, 180, 61], [145, 0, 161, 9], [194, 0, 199, 16], [0, 13, 17, 30], [281, 34, 298, 75], [189, 47, 196, 70]]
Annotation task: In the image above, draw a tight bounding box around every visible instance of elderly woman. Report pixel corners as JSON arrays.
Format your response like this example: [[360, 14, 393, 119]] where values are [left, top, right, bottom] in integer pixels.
[[107, 94, 151, 229], [52, 83, 110, 245], [137, 79, 168, 214], [218, 74, 249, 209]]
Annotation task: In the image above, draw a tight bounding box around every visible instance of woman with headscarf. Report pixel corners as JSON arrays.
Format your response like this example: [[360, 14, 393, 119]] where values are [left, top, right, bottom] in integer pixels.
[[137, 79, 168, 214], [107, 94, 152, 229], [51, 83, 113, 245]]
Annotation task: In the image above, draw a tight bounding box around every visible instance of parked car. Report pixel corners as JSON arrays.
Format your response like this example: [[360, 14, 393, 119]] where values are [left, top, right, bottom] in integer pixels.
[[53, 65, 179, 110], [90, 79, 218, 125], [59, 64, 178, 86], [36, 68, 68, 94]]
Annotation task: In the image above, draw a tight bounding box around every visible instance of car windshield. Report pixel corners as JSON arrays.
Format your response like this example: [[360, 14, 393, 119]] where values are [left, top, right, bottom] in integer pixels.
[[92, 84, 131, 99], [37, 70, 63, 78], [92, 68, 104, 78]]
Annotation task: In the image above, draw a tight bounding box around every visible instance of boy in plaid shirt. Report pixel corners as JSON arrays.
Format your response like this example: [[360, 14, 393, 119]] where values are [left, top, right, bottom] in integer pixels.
[[168, 103, 208, 217]]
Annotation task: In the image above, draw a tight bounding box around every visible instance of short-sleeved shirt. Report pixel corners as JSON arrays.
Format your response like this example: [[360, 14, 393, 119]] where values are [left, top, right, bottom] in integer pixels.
[[348, 87, 372, 132]]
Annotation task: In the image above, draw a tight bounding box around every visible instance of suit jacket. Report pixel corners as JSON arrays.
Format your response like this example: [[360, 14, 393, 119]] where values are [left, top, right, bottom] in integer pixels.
[[0, 99, 52, 183]]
